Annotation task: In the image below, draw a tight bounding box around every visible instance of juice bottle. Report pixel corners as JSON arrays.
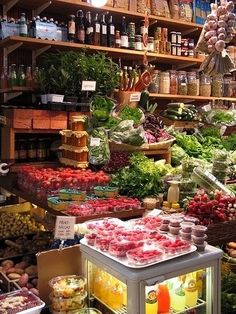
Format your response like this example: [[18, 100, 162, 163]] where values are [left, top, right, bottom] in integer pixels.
[[110, 281, 123, 310], [196, 270, 204, 298], [145, 285, 158, 314], [157, 283, 170, 313], [102, 272, 113, 306], [184, 272, 198, 307], [170, 277, 186, 312], [122, 283, 127, 306], [93, 270, 103, 299]]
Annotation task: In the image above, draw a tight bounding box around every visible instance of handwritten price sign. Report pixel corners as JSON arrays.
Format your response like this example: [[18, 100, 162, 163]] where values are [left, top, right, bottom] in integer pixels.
[[54, 216, 76, 240]]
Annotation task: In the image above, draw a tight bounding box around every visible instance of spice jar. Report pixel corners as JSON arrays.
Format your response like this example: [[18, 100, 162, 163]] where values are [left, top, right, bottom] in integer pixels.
[[178, 71, 187, 95], [169, 70, 178, 95], [187, 72, 198, 96], [148, 70, 159, 93], [159, 71, 170, 94], [148, 37, 154, 52], [199, 74, 211, 97], [71, 115, 86, 131], [135, 35, 142, 51], [212, 75, 223, 97]]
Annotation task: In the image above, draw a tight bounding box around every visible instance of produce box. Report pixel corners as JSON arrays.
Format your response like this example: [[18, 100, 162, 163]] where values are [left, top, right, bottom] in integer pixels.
[[2, 109, 32, 129], [0, 202, 33, 214], [37, 245, 81, 305], [0, 272, 20, 294]]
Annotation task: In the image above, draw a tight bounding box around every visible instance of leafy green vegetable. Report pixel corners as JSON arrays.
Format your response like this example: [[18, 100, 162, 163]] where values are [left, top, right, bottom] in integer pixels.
[[89, 128, 110, 165], [221, 272, 236, 314], [119, 106, 142, 125], [171, 144, 188, 166], [223, 134, 236, 151], [211, 111, 235, 124], [200, 126, 221, 138]]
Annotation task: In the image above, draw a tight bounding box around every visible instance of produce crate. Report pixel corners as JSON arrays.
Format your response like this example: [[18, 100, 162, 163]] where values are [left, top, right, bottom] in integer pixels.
[[161, 116, 200, 128], [206, 220, 236, 246], [0, 202, 33, 213], [0, 272, 20, 293]]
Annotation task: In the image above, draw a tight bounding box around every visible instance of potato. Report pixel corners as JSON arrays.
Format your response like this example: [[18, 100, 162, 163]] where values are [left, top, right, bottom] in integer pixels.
[[6, 268, 24, 275], [18, 273, 29, 287], [8, 273, 21, 280], [30, 288, 39, 296], [26, 283, 34, 289], [15, 261, 29, 270], [31, 278, 38, 287], [25, 265, 37, 276], [230, 250, 236, 258], [228, 242, 236, 249], [1, 260, 14, 268]]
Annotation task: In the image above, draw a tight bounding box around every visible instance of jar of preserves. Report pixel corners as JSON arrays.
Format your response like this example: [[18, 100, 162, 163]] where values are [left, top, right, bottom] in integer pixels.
[[159, 71, 170, 94], [169, 70, 178, 95], [187, 72, 198, 96], [18, 139, 27, 162], [212, 75, 223, 97], [148, 70, 159, 93], [178, 71, 187, 95], [199, 74, 211, 97]]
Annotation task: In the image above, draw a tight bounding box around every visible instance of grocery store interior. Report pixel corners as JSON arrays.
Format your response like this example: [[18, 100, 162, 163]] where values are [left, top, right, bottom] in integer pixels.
[[0, 0, 236, 313]]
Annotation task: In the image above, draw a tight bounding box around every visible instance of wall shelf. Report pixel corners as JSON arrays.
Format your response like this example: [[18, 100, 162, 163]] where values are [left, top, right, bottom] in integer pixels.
[[149, 93, 236, 102]]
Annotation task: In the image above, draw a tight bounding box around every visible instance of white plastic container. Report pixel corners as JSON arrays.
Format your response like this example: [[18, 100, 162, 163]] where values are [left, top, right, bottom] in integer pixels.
[[47, 94, 64, 103]]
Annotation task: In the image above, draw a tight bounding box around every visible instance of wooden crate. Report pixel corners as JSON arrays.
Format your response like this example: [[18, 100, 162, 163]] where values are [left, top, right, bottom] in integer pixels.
[[2, 108, 33, 129], [206, 220, 236, 246], [161, 116, 200, 129]]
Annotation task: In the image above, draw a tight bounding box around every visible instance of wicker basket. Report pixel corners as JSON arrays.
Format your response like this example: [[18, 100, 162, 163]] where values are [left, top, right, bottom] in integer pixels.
[[142, 138, 175, 150], [206, 220, 236, 246]]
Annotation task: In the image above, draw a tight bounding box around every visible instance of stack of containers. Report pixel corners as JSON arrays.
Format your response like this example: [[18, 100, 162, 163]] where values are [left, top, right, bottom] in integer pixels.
[[60, 115, 88, 168], [212, 150, 228, 183]]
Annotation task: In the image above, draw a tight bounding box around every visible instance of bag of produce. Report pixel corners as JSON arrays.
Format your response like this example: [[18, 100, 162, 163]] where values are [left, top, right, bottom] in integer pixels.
[[89, 128, 110, 165], [195, 0, 235, 76]]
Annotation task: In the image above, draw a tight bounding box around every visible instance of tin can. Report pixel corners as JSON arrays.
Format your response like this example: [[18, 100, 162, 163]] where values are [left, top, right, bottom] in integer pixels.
[[171, 44, 177, 55], [154, 40, 160, 53], [166, 41, 171, 55], [128, 22, 136, 37], [176, 32, 182, 44], [181, 47, 188, 56], [161, 28, 168, 41], [154, 27, 162, 41], [160, 41, 166, 54], [188, 49, 194, 57], [188, 38, 194, 49], [176, 44, 181, 56], [170, 31, 177, 44], [181, 38, 189, 47]]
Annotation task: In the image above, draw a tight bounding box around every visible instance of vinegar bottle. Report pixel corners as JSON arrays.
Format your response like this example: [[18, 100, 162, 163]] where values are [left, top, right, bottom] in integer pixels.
[[157, 283, 170, 314]]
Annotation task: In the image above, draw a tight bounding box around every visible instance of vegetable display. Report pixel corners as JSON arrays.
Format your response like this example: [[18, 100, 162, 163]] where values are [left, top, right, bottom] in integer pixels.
[[221, 271, 236, 313], [143, 114, 172, 143], [101, 152, 130, 173], [119, 106, 143, 125], [89, 128, 110, 165], [90, 96, 115, 128], [205, 110, 236, 125], [163, 103, 198, 121]]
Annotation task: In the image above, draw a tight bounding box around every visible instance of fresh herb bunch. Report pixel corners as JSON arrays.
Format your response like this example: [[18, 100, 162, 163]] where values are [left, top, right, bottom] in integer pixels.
[[211, 111, 235, 124], [223, 134, 236, 151], [119, 106, 142, 125]]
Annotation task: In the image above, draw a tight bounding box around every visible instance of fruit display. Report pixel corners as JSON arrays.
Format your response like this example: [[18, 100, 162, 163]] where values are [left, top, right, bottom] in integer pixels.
[[162, 103, 198, 121], [66, 197, 141, 217], [126, 247, 164, 266], [17, 166, 110, 200], [185, 190, 236, 225], [0, 213, 44, 239], [0, 290, 44, 314]]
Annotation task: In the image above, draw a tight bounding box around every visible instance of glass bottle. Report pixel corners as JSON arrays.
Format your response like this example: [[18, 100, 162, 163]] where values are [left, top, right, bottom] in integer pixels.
[[120, 16, 128, 49], [85, 11, 93, 45], [18, 139, 27, 162], [100, 14, 107, 46], [37, 139, 47, 161], [93, 13, 100, 46], [107, 15, 115, 48], [157, 283, 170, 314], [27, 138, 37, 161], [212, 74, 223, 97], [68, 14, 76, 42], [19, 13, 28, 37], [18, 65, 26, 87], [115, 30, 121, 48], [9, 64, 17, 87], [223, 75, 232, 97], [25, 66, 32, 88], [0, 67, 8, 90], [148, 70, 159, 93], [187, 71, 198, 96], [199, 74, 211, 97], [159, 71, 170, 94], [76, 10, 85, 44], [169, 70, 178, 95], [32, 67, 39, 90], [167, 180, 180, 204], [178, 71, 187, 95]]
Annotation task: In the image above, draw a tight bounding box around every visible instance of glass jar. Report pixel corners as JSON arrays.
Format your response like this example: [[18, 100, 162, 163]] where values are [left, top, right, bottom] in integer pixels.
[[212, 75, 223, 97], [147, 37, 154, 52], [169, 70, 178, 95], [199, 74, 211, 97], [187, 72, 198, 96], [148, 70, 159, 93], [179, 0, 193, 22], [18, 139, 27, 162], [27, 138, 37, 161], [178, 71, 187, 95], [223, 75, 232, 97], [135, 35, 142, 51], [159, 71, 170, 94], [37, 139, 47, 161]]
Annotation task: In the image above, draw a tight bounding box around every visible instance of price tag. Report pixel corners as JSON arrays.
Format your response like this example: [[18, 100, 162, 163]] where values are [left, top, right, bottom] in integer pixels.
[[202, 104, 211, 112], [0, 115, 7, 126], [54, 216, 76, 240], [90, 137, 100, 147], [220, 126, 227, 136], [146, 209, 162, 217], [130, 93, 141, 102], [81, 80, 96, 91]]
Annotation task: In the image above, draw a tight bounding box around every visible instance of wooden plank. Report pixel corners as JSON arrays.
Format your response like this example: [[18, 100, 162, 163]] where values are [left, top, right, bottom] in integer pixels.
[[149, 93, 236, 102], [1, 127, 15, 161]]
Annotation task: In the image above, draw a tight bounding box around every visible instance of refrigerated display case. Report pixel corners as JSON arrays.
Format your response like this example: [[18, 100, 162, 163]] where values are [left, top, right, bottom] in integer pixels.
[[80, 242, 222, 314]]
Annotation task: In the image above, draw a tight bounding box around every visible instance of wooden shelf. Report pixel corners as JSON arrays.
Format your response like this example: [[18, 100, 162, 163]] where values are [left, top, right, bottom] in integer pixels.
[[0, 87, 33, 93], [149, 93, 236, 102], [0, 36, 203, 65], [13, 129, 61, 134]]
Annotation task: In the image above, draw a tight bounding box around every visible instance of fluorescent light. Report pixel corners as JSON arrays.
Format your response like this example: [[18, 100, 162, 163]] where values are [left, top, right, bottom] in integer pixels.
[[91, 0, 108, 7]]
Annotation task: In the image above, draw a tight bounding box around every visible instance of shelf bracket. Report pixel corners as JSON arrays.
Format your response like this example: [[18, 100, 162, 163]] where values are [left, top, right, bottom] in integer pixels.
[[4, 92, 22, 103], [33, 1, 52, 16], [35, 45, 52, 58], [175, 62, 197, 70], [4, 42, 23, 56], [182, 28, 200, 36], [2, 0, 19, 18]]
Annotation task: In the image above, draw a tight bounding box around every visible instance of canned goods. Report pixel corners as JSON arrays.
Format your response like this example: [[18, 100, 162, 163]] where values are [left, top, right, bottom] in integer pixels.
[[188, 38, 194, 49], [154, 27, 162, 41], [129, 37, 135, 50], [148, 37, 154, 52], [181, 47, 188, 56], [176, 44, 181, 56], [161, 28, 168, 41], [176, 32, 182, 44], [160, 41, 166, 54], [181, 38, 189, 47], [170, 31, 177, 44], [188, 49, 194, 57], [171, 44, 177, 55], [135, 35, 142, 51], [128, 22, 135, 37], [166, 41, 171, 55], [154, 40, 160, 53]]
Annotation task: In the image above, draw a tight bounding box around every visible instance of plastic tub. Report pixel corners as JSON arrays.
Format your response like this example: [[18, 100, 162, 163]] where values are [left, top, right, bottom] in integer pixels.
[[183, 216, 199, 224], [169, 225, 181, 235], [179, 230, 191, 240], [159, 215, 171, 224], [191, 225, 207, 237], [169, 218, 183, 227], [180, 221, 195, 233], [85, 233, 97, 246], [126, 247, 164, 266], [159, 223, 169, 232], [109, 239, 142, 257], [50, 291, 87, 311], [95, 235, 112, 251], [49, 276, 87, 298], [195, 241, 207, 252], [0, 290, 45, 314], [191, 234, 207, 245], [158, 239, 191, 255]]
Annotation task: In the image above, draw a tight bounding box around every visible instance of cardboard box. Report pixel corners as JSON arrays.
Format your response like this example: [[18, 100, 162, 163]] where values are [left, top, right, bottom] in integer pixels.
[[37, 245, 82, 305], [32, 119, 50, 129]]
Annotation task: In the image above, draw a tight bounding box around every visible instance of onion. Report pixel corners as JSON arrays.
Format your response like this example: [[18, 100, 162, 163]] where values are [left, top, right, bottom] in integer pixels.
[[227, 26, 234, 34], [226, 1, 234, 12], [207, 13, 217, 21], [218, 20, 227, 28], [228, 12, 235, 20], [218, 32, 226, 40], [217, 6, 227, 16], [207, 36, 218, 44], [219, 14, 229, 22], [217, 27, 226, 34], [215, 39, 225, 52], [207, 20, 218, 30], [227, 20, 234, 27], [205, 30, 217, 40]]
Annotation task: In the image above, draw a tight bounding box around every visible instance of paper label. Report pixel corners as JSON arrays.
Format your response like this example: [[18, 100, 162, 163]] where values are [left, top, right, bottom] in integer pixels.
[[0, 115, 7, 125], [202, 104, 211, 112], [130, 93, 141, 102], [81, 80, 96, 91], [146, 209, 162, 217], [54, 216, 76, 240], [220, 126, 227, 136], [90, 137, 100, 147]]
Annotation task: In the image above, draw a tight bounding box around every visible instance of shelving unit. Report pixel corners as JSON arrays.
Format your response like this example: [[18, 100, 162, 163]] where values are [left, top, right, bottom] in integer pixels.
[[149, 93, 236, 102]]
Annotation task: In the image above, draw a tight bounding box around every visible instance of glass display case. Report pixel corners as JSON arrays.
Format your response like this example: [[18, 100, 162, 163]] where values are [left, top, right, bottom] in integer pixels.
[[80, 243, 222, 314]]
